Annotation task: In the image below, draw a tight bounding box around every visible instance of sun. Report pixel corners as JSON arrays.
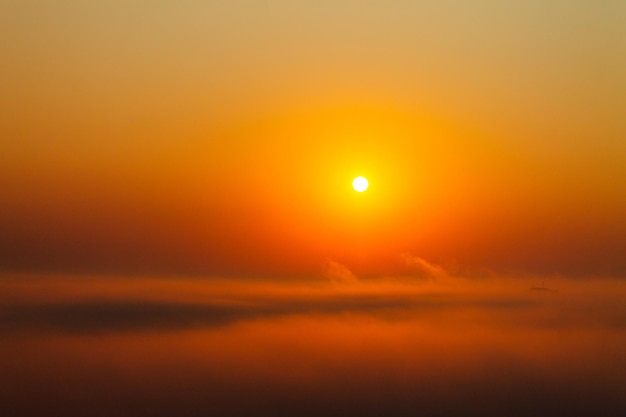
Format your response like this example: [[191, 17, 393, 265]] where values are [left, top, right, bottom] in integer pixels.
[[352, 176, 369, 192]]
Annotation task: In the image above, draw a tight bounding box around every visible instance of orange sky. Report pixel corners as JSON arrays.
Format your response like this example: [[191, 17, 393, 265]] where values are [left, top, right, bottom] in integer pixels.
[[1, 1, 625, 277], [1, 4, 626, 416]]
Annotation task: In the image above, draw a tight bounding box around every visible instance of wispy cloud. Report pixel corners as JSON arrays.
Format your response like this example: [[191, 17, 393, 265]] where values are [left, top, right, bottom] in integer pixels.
[[324, 259, 358, 285], [399, 253, 450, 280]]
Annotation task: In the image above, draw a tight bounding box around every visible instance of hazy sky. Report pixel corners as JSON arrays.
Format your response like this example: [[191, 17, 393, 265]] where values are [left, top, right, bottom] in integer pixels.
[[1, 1, 625, 277], [1, 4, 626, 416]]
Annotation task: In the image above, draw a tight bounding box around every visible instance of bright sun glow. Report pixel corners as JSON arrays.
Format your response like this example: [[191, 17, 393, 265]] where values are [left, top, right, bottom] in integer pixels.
[[352, 176, 369, 192]]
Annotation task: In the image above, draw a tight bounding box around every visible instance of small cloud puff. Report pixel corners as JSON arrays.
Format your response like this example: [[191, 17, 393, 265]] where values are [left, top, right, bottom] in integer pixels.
[[324, 259, 358, 285], [400, 253, 449, 281]]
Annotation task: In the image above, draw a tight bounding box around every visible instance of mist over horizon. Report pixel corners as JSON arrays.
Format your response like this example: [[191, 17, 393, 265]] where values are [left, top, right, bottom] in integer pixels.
[[1, 273, 624, 416], [2, 1, 625, 416]]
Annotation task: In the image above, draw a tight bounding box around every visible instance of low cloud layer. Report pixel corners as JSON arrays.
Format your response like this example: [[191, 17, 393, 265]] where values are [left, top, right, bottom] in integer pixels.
[[0, 274, 624, 417], [1, 274, 625, 335]]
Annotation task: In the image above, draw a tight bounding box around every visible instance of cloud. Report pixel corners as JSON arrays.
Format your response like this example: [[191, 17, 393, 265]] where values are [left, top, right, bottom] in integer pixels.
[[0, 291, 531, 336], [324, 259, 358, 285], [399, 253, 450, 280], [0, 301, 269, 335], [2, 276, 626, 417], [1, 275, 625, 337]]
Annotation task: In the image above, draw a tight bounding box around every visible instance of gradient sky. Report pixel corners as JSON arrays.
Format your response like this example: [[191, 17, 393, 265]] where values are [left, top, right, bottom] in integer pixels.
[[1, 1, 625, 277], [2, 3, 626, 417]]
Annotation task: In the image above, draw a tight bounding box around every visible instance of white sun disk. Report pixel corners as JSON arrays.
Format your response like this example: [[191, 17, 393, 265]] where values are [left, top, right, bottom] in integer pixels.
[[352, 176, 369, 192]]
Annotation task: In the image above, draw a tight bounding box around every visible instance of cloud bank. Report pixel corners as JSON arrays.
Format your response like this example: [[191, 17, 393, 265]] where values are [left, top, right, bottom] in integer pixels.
[[0, 274, 624, 417]]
